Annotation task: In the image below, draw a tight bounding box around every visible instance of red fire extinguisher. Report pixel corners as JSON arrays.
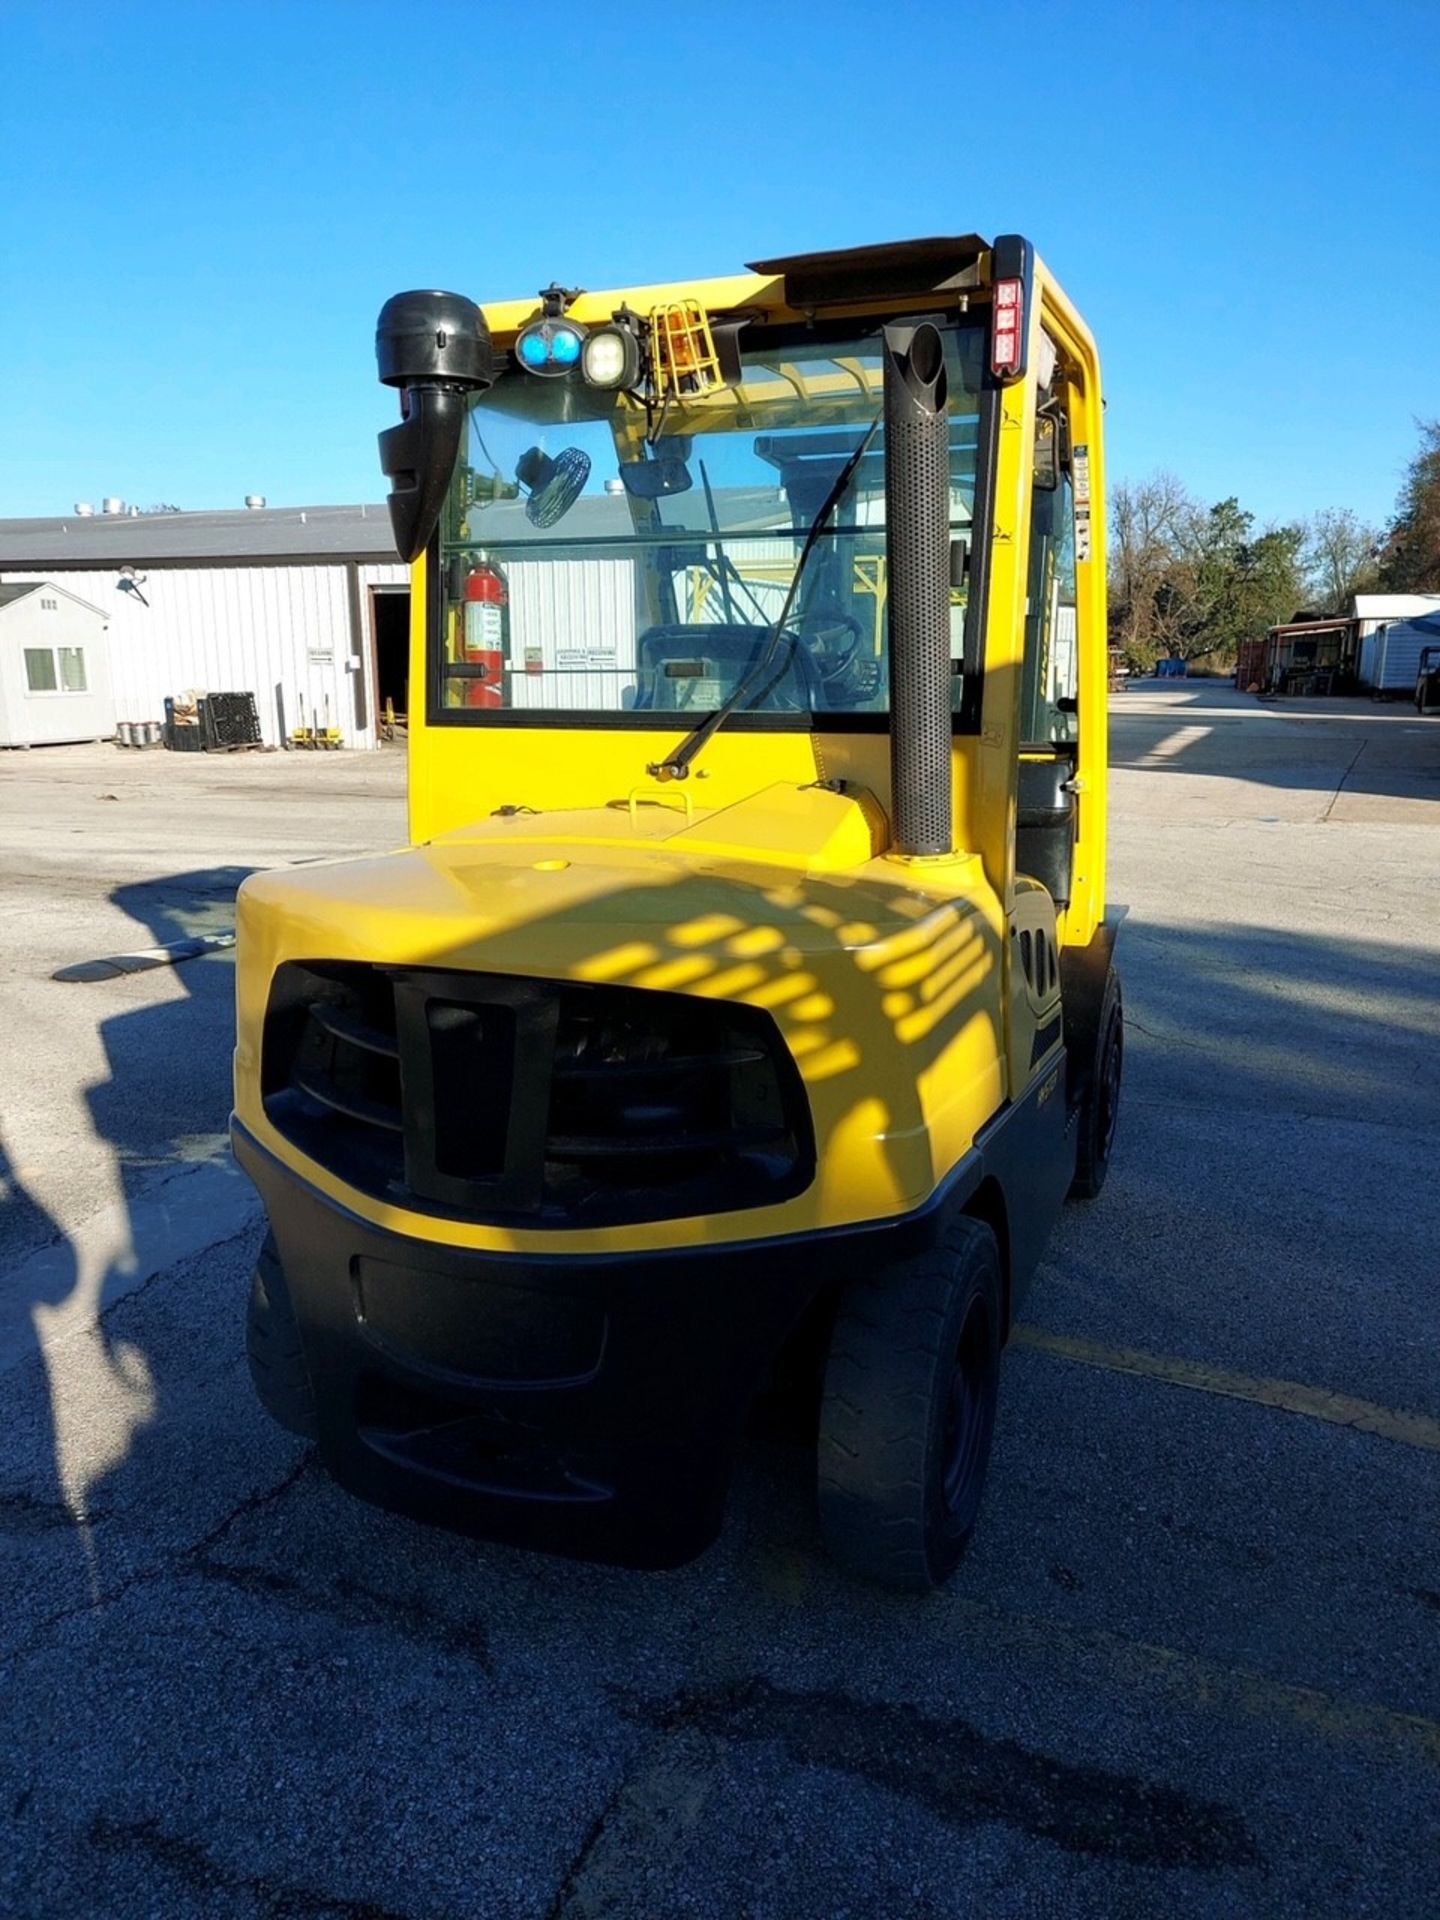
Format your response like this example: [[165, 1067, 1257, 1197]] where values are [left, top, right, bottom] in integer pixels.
[[459, 560, 508, 708]]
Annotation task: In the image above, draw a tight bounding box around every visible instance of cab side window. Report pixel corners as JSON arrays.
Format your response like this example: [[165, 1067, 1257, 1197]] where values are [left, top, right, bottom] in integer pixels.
[[1019, 435, 1079, 747]]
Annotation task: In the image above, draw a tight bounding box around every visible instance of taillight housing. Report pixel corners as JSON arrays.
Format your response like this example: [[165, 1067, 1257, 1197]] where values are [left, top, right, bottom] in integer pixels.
[[991, 277, 1025, 379], [988, 234, 1035, 384]]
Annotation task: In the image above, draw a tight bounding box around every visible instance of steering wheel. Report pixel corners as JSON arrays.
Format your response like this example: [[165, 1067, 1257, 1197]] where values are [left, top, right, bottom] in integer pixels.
[[745, 623, 807, 710], [804, 612, 865, 680]]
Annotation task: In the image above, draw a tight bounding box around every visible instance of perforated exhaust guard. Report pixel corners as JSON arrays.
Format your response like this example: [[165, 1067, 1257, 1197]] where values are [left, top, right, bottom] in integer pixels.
[[883, 322, 953, 857]]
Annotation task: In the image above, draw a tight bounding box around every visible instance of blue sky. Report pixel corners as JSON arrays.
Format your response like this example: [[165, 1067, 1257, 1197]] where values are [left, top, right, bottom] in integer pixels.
[[2, 0, 1436, 531]]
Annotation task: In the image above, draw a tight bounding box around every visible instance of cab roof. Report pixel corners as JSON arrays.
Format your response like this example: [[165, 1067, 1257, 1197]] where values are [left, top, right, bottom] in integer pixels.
[[479, 235, 1006, 344]]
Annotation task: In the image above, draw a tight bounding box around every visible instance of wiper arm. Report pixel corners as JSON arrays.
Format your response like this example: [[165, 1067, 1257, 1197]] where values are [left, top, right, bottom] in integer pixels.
[[647, 416, 881, 781]]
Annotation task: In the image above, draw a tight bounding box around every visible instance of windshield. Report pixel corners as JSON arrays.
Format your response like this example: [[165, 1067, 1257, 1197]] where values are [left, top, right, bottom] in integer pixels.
[[433, 322, 985, 725]]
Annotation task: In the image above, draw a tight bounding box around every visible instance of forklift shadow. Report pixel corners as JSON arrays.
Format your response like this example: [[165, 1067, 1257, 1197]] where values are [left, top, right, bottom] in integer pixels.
[[4, 867, 257, 1609], [1115, 913, 1438, 1132]]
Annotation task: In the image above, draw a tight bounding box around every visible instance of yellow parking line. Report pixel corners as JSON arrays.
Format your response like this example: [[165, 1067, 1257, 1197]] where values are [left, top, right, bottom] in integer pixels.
[[1010, 1326, 1440, 1452], [754, 1557, 1440, 1769], [943, 1597, 1440, 1770]]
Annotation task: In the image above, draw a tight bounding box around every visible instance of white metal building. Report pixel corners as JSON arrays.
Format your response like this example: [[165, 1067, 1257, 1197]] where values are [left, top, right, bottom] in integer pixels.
[[0, 582, 114, 747], [0, 503, 407, 749], [1357, 609, 1440, 693], [1353, 592, 1440, 692]]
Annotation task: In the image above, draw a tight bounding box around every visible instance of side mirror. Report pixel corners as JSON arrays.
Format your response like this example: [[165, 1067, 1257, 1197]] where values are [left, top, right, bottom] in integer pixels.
[[375, 291, 494, 563], [1033, 413, 1060, 492]]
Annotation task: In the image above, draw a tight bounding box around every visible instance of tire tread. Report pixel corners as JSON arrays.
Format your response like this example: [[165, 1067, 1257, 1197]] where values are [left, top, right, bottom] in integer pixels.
[[817, 1217, 1001, 1591]]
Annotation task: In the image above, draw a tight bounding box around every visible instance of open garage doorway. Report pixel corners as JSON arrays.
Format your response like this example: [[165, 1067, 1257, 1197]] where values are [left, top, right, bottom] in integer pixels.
[[370, 587, 410, 740]]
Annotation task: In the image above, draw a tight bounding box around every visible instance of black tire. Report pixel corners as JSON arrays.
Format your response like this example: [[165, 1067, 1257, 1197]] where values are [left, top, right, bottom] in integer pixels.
[[817, 1217, 1003, 1591], [246, 1233, 318, 1440], [1070, 968, 1123, 1200]]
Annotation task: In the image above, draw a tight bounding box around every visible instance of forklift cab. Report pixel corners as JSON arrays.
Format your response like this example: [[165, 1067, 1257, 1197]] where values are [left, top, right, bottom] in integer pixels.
[[232, 236, 1122, 1589]]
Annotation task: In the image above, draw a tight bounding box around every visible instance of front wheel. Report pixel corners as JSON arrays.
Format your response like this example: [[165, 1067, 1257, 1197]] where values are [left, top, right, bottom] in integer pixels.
[[816, 1217, 1003, 1591]]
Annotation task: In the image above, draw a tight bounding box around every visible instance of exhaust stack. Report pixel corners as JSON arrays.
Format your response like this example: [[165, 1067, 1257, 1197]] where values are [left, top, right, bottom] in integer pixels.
[[883, 322, 953, 858]]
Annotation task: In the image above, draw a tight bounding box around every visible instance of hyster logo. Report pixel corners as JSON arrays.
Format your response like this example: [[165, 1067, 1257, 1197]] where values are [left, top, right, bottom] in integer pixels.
[[1037, 1069, 1059, 1108]]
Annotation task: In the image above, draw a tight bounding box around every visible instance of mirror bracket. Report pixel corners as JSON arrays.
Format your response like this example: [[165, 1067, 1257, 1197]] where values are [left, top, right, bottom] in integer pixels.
[[378, 384, 468, 564]]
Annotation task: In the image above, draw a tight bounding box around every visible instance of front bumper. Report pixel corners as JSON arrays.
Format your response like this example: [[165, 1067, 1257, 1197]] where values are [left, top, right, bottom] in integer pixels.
[[235, 1122, 966, 1568]]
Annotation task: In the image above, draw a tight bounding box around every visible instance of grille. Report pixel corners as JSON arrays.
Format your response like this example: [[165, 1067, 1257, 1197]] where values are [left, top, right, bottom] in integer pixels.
[[262, 963, 814, 1227]]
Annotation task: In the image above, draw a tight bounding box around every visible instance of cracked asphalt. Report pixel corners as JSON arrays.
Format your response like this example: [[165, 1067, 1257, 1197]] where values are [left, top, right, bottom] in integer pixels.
[[2, 689, 1438, 1918]]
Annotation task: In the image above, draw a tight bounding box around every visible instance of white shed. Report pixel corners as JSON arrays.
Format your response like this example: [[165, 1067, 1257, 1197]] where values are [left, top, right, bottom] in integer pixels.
[[1353, 592, 1440, 691], [1358, 612, 1440, 693], [0, 582, 114, 747]]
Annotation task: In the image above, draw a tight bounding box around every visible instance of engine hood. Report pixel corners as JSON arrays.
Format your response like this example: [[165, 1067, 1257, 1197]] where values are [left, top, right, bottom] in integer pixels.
[[236, 784, 991, 981], [234, 783, 1006, 1245]]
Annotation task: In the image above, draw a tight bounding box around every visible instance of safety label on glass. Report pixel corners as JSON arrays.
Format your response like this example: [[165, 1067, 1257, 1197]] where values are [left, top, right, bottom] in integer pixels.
[[556, 647, 618, 673]]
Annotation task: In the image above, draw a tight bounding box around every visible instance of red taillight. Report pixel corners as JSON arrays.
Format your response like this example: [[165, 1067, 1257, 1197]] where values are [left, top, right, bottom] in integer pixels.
[[991, 277, 1025, 378]]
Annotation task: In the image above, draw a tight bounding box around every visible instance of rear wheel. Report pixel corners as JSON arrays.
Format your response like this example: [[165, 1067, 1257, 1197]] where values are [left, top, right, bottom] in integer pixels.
[[246, 1233, 318, 1440], [1070, 968, 1123, 1199], [817, 1217, 1003, 1591]]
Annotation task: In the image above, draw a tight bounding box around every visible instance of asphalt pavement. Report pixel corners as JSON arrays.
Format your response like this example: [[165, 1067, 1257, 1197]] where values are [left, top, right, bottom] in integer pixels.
[[2, 690, 1437, 1918]]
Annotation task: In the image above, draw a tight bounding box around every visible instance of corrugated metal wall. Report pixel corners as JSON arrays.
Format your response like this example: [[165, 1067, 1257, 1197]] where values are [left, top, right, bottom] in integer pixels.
[[498, 548, 805, 712], [0, 562, 407, 748], [505, 556, 639, 712], [1362, 619, 1438, 692]]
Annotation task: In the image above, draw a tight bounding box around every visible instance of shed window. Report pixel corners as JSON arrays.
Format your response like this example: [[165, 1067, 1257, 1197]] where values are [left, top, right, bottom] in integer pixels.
[[22, 646, 88, 693], [24, 648, 57, 692]]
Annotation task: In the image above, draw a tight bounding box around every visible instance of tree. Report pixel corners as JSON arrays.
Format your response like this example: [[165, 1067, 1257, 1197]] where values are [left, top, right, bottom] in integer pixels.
[[1379, 419, 1440, 591], [1169, 500, 1305, 662], [1108, 473, 1194, 670], [1303, 507, 1382, 613]]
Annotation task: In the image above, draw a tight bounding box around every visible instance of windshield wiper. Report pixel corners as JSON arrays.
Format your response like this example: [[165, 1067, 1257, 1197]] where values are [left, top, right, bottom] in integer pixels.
[[647, 416, 881, 781]]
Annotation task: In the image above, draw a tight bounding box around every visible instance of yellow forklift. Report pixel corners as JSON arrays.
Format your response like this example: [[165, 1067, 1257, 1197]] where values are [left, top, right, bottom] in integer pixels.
[[234, 237, 1122, 1588]]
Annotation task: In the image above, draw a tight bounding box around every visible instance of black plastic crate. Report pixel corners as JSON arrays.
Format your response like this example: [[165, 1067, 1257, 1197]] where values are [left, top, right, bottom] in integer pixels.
[[201, 692, 262, 749]]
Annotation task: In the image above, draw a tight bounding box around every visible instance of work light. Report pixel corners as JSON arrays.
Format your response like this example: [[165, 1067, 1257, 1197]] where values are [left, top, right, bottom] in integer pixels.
[[581, 325, 641, 390], [515, 318, 587, 376]]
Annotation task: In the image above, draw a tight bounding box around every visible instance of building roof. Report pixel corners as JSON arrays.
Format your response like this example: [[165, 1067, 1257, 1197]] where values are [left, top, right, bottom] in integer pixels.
[[1267, 616, 1354, 638], [0, 579, 109, 621], [0, 503, 398, 569], [1352, 592, 1440, 620], [0, 488, 800, 568]]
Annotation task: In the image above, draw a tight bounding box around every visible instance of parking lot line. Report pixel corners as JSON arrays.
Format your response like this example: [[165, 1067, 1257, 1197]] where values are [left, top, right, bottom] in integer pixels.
[[750, 1549, 1440, 1770], [937, 1596, 1440, 1770], [1011, 1325, 1440, 1452]]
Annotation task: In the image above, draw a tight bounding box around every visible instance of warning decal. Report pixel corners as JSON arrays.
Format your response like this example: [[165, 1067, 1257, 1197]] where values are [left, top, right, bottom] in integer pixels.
[[1072, 442, 1093, 564]]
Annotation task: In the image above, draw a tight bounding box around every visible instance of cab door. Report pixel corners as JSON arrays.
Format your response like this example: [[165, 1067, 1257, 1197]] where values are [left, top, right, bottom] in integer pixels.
[[1008, 402, 1077, 1091]]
